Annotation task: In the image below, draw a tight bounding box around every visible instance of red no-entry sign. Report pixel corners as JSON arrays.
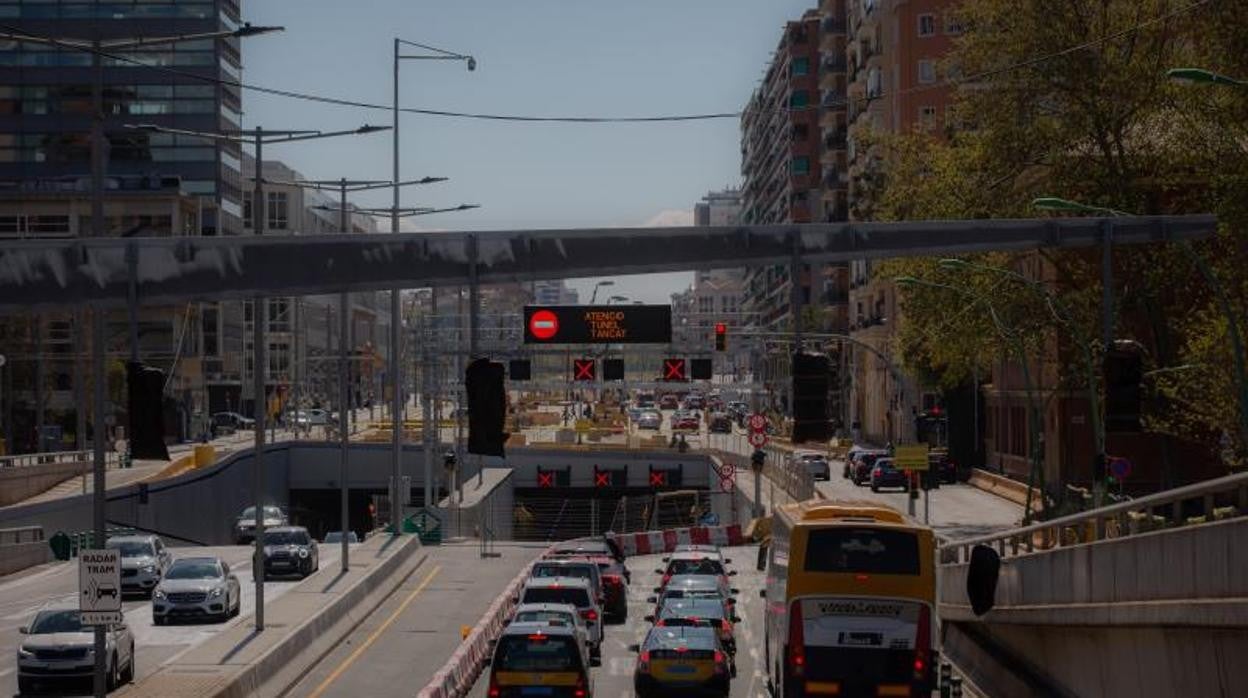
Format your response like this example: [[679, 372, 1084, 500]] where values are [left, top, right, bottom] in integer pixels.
[[529, 309, 560, 340], [748, 414, 768, 432]]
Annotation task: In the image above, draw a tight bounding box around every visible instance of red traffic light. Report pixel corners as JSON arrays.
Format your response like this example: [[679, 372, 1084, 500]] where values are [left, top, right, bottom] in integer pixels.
[[715, 322, 726, 335]]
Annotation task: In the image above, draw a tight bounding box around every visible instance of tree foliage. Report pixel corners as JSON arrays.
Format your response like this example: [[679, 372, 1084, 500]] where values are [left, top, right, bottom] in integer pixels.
[[858, 0, 1248, 464]]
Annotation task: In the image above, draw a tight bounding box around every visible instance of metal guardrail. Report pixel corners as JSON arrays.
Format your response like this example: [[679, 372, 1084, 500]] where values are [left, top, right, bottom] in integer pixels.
[[0, 448, 120, 469], [940, 470, 1248, 564]]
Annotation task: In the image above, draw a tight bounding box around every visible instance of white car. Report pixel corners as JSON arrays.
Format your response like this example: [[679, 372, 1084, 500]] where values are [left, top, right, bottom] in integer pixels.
[[17, 608, 135, 694], [107, 534, 172, 596], [152, 557, 242, 624], [517, 577, 604, 663]]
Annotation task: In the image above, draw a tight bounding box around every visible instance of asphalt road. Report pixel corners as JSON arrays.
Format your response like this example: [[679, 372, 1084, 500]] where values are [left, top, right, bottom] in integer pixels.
[[466, 545, 767, 698], [1, 543, 342, 697], [815, 473, 1023, 540]]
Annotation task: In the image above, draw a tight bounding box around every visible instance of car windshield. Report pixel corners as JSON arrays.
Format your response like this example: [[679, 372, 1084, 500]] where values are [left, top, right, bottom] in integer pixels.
[[668, 558, 725, 576], [29, 610, 85, 634], [107, 540, 154, 557], [241, 506, 283, 519], [166, 561, 222, 580], [495, 635, 581, 672], [264, 530, 309, 545]]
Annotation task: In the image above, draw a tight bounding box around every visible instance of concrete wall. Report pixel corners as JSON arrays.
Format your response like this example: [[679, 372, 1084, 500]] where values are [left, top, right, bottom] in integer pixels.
[[0, 526, 49, 575], [939, 518, 1248, 697], [0, 460, 88, 506]]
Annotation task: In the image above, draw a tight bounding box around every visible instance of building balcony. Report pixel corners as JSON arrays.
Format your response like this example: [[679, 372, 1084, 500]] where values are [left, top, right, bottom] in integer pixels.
[[823, 126, 848, 150], [821, 15, 847, 34]]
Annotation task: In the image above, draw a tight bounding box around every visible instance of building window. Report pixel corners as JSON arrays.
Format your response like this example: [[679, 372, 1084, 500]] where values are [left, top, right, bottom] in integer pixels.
[[242, 193, 252, 229], [266, 191, 288, 230], [918, 60, 936, 84], [201, 304, 220, 357], [945, 14, 965, 35], [793, 123, 809, 141], [919, 106, 938, 126], [791, 57, 810, 76], [791, 157, 810, 175], [918, 14, 936, 37], [789, 90, 810, 109]]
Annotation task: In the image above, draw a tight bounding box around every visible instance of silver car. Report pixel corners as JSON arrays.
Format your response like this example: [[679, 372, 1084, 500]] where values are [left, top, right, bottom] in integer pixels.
[[107, 534, 172, 596], [233, 504, 288, 544], [637, 410, 662, 430], [16, 608, 135, 694], [152, 557, 241, 624]]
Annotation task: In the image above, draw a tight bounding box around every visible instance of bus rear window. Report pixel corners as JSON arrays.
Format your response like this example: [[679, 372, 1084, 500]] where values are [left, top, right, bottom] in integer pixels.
[[495, 636, 581, 672], [803, 528, 920, 575], [522, 588, 590, 607]]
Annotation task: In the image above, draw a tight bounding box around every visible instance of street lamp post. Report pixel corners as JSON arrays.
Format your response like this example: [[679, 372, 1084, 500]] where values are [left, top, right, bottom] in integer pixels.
[[1034, 194, 1248, 468], [127, 123, 388, 630]]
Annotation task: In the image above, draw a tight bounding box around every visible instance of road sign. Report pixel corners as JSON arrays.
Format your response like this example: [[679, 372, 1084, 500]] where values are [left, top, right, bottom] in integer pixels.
[[573, 358, 596, 381], [529, 309, 560, 340], [748, 414, 768, 433], [1108, 456, 1133, 479], [575, 419, 592, 434], [894, 444, 931, 470], [748, 431, 768, 448], [662, 358, 687, 382], [524, 305, 672, 344], [79, 549, 121, 625]]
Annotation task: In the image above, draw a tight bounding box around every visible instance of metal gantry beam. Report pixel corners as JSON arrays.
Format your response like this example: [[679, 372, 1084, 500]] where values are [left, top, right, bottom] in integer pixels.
[[0, 216, 1214, 311]]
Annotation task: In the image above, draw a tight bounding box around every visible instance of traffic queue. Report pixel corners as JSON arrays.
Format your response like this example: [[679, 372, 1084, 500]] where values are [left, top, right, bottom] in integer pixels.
[[485, 538, 742, 698]]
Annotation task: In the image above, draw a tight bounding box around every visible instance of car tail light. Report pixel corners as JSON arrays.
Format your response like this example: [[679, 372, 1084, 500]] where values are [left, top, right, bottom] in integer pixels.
[[661, 572, 672, 587], [603, 574, 622, 586], [573, 674, 587, 698], [637, 650, 651, 673], [527, 634, 548, 641], [721, 619, 732, 632], [487, 680, 501, 698], [714, 650, 728, 673], [580, 609, 598, 622], [914, 605, 931, 681], [872, 467, 882, 477], [788, 602, 805, 677]]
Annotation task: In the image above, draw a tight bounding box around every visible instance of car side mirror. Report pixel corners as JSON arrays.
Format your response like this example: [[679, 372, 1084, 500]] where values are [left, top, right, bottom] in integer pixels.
[[646, 596, 657, 604], [724, 558, 733, 565], [643, 615, 655, 623], [732, 615, 742, 624], [653, 569, 664, 574], [18, 626, 28, 634], [661, 557, 670, 562], [627, 644, 641, 653], [758, 589, 766, 598], [728, 570, 738, 577], [967, 544, 1001, 616], [730, 588, 740, 595]]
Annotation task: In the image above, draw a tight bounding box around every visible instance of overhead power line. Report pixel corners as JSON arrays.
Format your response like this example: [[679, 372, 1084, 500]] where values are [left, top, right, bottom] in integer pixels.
[[0, 0, 1210, 125]]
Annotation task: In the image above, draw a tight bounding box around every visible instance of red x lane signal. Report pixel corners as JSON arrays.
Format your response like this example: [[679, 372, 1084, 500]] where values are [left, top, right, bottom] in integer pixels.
[[649, 471, 667, 487], [663, 358, 687, 382], [537, 471, 555, 488], [594, 471, 611, 488], [573, 358, 596, 381]]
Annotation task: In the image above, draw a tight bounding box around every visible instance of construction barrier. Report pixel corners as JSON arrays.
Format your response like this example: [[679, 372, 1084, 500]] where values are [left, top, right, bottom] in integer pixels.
[[416, 524, 751, 698]]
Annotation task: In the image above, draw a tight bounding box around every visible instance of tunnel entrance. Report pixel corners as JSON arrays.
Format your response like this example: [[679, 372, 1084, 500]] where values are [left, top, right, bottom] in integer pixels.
[[288, 486, 443, 540], [512, 488, 716, 542]]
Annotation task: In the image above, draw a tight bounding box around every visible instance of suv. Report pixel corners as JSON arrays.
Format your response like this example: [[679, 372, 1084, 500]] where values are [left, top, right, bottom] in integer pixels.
[[152, 557, 240, 624], [793, 450, 831, 481], [509, 603, 590, 658], [107, 534, 172, 596], [233, 504, 288, 544], [261, 526, 319, 578], [517, 577, 603, 663]]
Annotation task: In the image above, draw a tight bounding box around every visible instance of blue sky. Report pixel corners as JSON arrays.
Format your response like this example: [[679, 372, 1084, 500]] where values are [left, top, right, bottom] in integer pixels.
[[242, 0, 816, 301]]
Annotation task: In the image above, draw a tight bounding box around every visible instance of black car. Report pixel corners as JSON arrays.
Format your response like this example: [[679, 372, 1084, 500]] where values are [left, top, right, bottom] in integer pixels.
[[850, 451, 888, 485], [870, 458, 910, 492], [929, 450, 959, 483], [261, 526, 319, 578], [707, 413, 733, 434]]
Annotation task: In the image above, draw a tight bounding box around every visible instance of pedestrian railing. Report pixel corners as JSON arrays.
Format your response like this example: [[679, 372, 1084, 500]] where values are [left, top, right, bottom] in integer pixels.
[[0, 449, 120, 469], [939, 470, 1248, 564]]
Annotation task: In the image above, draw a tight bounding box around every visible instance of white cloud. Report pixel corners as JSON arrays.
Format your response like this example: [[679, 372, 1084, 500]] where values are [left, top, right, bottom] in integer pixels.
[[641, 209, 695, 228]]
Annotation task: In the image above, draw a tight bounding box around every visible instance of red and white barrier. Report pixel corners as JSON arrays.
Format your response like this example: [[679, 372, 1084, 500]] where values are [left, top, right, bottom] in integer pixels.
[[609, 524, 745, 558], [417, 525, 749, 698]]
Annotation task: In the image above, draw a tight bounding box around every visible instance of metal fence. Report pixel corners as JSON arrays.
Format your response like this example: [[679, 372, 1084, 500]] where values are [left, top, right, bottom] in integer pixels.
[[0, 448, 119, 468]]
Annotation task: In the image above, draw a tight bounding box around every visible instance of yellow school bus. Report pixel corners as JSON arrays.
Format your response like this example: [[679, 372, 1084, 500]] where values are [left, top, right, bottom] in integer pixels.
[[762, 500, 936, 698]]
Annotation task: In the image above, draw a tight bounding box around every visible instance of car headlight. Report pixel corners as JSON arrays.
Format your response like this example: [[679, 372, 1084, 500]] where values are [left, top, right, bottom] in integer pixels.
[[208, 587, 224, 598], [17, 645, 33, 658], [141, 564, 157, 574], [298, 549, 309, 558], [153, 588, 167, 600]]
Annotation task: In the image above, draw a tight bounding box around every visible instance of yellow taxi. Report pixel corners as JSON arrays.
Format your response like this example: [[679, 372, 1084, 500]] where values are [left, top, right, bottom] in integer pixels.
[[487, 622, 592, 698], [632, 625, 730, 698]]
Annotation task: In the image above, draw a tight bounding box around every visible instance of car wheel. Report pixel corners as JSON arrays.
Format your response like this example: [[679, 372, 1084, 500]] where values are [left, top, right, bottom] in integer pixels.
[[871, 484, 879, 492], [18, 676, 35, 695], [122, 648, 135, 683], [154, 615, 165, 626], [107, 653, 120, 690], [231, 593, 241, 617]]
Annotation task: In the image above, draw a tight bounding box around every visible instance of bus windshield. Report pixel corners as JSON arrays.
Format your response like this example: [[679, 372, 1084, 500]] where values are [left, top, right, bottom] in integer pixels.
[[804, 527, 920, 575]]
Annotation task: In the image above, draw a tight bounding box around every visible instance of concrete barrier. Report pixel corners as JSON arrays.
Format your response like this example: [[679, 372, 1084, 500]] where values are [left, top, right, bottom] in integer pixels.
[[0, 526, 49, 575], [0, 460, 91, 506], [127, 534, 425, 698], [968, 468, 1030, 506]]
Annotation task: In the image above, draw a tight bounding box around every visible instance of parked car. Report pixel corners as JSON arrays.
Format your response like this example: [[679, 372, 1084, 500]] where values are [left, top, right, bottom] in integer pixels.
[[152, 557, 241, 624], [261, 526, 319, 578], [870, 457, 910, 492], [631, 625, 730, 698], [793, 450, 831, 481], [16, 608, 135, 694], [849, 450, 889, 484], [707, 413, 733, 434], [233, 504, 288, 544], [516, 577, 603, 663], [107, 534, 172, 596], [637, 410, 663, 430]]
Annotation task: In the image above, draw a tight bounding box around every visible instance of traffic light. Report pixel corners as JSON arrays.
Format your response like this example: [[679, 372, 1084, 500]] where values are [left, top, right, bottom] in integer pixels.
[[662, 358, 687, 382], [573, 358, 596, 381], [508, 359, 531, 381], [691, 358, 713, 380], [602, 358, 625, 381], [127, 361, 169, 460], [1104, 346, 1142, 433], [714, 322, 727, 351], [466, 358, 508, 456], [594, 465, 625, 488], [792, 351, 832, 444]]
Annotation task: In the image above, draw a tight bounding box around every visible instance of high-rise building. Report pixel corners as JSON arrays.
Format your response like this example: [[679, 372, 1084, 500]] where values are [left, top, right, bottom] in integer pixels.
[[845, 0, 960, 444], [0, 0, 247, 236], [694, 188, 743, 227]]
